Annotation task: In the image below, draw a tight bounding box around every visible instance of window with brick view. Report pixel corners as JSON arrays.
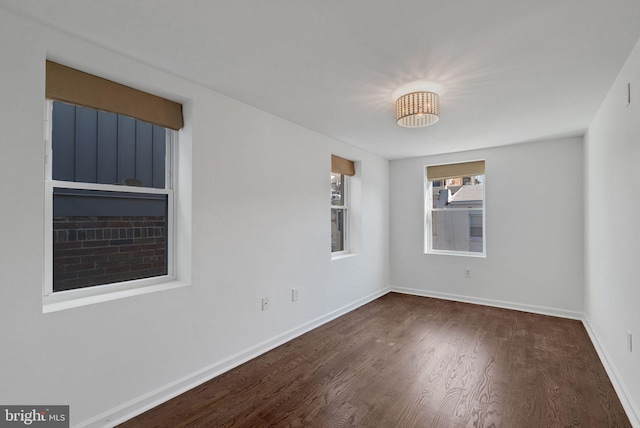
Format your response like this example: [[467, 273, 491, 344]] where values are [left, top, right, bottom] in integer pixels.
[[50, 101, 171, 292]]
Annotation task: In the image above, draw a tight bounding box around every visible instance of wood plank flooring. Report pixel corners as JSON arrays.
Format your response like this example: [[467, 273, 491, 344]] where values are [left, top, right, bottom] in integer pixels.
[[118, 293, 630, 427]]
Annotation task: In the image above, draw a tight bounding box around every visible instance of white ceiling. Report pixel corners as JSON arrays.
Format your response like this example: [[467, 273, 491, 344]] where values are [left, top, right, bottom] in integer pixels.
[[2, 0, 640, 159]]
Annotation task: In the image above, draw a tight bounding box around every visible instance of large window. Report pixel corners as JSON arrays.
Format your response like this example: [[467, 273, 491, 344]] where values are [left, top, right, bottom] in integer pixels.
[[425, 161, 485, 256], [44, 61, 183, 303], [331, 155, 355, 254]]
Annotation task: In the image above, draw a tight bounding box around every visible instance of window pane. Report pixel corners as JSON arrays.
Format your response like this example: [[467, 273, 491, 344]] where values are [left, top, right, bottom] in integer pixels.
[[432, 186, 450, 209], [470, 226, 483, 238], [53, 188, 167, 291], [432, 175, 484, 209], [331, 208, 345, 252], [52, 101, 166, 188], [331, 173, 344, 206], [431, 210, 484, 253]]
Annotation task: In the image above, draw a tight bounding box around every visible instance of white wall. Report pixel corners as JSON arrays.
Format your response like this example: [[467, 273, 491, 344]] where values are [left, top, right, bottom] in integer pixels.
[[0, 9, 389, 427], [390, 137, 584, 317], [585, 36, 640, 422]]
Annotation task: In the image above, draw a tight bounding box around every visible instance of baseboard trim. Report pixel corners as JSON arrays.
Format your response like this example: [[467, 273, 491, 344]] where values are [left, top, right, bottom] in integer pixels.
[[582, 316, 640, 428], [75, 287, 391, 428], [390, 286, 583, 320]]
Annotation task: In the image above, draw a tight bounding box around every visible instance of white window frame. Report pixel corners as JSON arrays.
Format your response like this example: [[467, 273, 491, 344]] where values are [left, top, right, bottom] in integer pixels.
[[424, 172, 486, 258], [43, 100, 182, 311], [331, 173, 349, 256]]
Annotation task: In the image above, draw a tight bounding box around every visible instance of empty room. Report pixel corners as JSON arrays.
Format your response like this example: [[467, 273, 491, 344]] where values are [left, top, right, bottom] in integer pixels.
[[0, 1, 639, 427]]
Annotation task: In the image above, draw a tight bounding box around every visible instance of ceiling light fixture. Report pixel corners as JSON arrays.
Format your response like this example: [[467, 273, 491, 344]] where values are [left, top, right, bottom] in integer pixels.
[[395, 91, 439, 128]]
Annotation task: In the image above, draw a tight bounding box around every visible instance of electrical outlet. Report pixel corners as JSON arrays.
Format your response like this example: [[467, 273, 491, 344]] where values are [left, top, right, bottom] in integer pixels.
[[261, 297, 269, 311], [627, 331, 633, 352], [292, 288, 299, 302], [464, 269, 471, 278]]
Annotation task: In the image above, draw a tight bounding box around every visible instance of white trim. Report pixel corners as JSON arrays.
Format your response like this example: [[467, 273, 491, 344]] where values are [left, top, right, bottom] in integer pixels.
[[423, 176, 432, 254], [431, 207, 482, 212], [74, 287, 390, 428], [49, 180, 172, 194], [582, 316, 640, 428], [331, 253, 359, 261], [427, 249, 486, 258], [390, 286, 583, 320], [165, 130, 176, 278], [44, 101, 54, 297], [43, 279, 188, 313], [330, 248, 350, 258]]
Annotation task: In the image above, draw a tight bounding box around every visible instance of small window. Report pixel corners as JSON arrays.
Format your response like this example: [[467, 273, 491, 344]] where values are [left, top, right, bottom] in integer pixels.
[[469, 212, 483, 239], [425, 161, 485, 256], [331, 155, 355, 255], [331, 172, 348, 253]]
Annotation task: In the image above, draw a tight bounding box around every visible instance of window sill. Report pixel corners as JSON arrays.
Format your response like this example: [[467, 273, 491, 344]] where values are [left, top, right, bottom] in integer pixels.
[[425, 250, 486, 258], [331, 252, 359, 261], [43, 278, 189, 313]]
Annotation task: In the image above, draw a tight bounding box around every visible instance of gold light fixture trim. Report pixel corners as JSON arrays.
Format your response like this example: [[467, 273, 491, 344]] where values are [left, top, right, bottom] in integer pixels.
[[396, 91, 439, 128]]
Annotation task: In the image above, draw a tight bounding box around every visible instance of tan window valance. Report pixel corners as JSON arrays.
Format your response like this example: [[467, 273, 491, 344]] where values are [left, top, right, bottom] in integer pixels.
[[331, 155, 355, 176], [426, 160, 485, 181], [46, 60, 183, 130]]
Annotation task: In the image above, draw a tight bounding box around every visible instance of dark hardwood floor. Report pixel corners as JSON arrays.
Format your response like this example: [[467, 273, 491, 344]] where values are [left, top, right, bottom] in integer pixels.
[[118, 293, 630, 427]]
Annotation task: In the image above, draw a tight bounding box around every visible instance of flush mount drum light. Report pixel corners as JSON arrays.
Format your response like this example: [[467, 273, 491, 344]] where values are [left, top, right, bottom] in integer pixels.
[[395, 91, 439, 128]]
